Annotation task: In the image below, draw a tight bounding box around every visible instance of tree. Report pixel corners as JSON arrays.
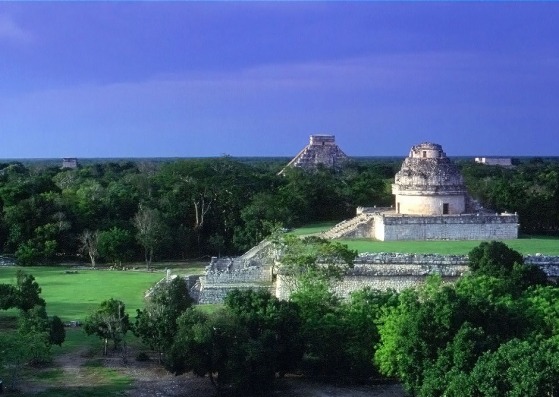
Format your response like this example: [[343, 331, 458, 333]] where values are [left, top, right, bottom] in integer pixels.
[[375, 276, 489, 396], [79, 229, 99, 268], [164, 308, 213, 378], [224, 289, 304, 377], [290, 280, 347, 378], [468, 241, 548, 293], [1, 330, 50, 391], [84, 298, 130, 355], [167, 308, 277, 396], [375, 255, 548, 397], [342, 287, 398, 381], [468, 241, 524, 277], [208, 233, 226, 257], [49, 315, 66, 346], [233, 192, 292, 250], [16, 270, 45, 312], [166, 290, 303, 396], [0, 283, 17, 310], [274, 234, 357, 294], [418, 322, 489, 397], [0, 275, 61, 390], [17, 304, 53, 365], [98, 227, 134, 266], [133, 204, 164, 270], [468, 338, 559, 397], [134, 277, 193, 361]]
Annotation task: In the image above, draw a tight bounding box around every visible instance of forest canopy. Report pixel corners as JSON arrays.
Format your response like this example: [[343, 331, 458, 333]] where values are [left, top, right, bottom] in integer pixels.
[[0, 157, 557, 265]]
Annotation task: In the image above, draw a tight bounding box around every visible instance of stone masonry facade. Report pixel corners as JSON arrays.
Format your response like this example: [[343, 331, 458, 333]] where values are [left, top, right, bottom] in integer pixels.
[[373, 212, 519, 241], [195, 249, 559, 303]]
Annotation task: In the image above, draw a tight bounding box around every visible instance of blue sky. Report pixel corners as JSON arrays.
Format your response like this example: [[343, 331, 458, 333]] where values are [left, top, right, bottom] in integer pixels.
[[1, 2, 558, 158]]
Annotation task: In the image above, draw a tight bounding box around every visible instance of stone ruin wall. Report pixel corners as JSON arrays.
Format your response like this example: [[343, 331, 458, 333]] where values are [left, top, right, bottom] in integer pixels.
[[275, 252, 559, 300], [198, 261, 273, 304], [196, 249, 559, 303], [373, 213, 518, 241], [197, 241, 276, 304], [198, 284, 274, 304]]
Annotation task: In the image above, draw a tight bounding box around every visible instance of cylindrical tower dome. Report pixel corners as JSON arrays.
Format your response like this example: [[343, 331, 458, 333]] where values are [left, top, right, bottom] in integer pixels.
[[392, 142, 467, 215]]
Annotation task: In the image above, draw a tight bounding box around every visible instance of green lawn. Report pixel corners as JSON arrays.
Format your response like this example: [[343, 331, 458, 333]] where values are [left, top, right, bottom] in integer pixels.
[[291, 224, 559, 256], [0, 267, 165, 322], [0, 263, 209, 395], [289, 222, 338, 236], [339, 237, 559, 256]]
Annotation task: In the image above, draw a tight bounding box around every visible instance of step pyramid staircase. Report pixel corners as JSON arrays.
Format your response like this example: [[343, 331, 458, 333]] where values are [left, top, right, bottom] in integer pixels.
[[321, 212, 375, 239], [279, 134, 349, 175]]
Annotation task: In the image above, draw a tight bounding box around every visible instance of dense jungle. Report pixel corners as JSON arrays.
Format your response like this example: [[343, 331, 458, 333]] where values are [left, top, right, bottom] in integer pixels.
[[0, 156, 558, 266]]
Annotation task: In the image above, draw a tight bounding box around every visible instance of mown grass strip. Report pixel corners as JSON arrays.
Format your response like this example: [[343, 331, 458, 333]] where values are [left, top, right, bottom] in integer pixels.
[[289, 222, 338, 236], [339, 237, 559, 255], [0, 267, 164, 322]]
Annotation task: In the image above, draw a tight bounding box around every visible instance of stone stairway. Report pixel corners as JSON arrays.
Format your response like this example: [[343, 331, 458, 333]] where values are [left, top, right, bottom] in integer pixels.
[[195, 239, 275, 304], [321, 213, 374, 239], [239, 239, 272, 262]]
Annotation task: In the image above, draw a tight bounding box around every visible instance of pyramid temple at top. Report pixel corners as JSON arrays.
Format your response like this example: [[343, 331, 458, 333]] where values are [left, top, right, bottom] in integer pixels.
[[279, 135, 349, 174]]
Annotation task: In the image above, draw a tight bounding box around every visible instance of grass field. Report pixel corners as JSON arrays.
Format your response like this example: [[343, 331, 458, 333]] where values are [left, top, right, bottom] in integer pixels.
[[290, 222, 338, 236], [0, 262, 206, 322], [291, 223, 559, 255], [339, 237, 559, 255], [0, 263, 206, 395]]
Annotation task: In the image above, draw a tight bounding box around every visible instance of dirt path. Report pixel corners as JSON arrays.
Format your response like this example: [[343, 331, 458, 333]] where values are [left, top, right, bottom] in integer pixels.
[[111, 356, 405, 397], [22, 347, 405, 397]]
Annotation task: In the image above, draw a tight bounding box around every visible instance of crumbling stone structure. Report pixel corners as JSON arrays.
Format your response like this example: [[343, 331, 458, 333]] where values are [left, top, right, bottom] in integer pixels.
[[193, 246, 559, 303], [323, 142, 519, 241], [196, 240, 276, 304], [279, 134, 349, 175]]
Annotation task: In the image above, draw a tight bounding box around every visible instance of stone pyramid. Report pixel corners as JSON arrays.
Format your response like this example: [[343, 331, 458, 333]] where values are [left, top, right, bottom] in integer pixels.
[[279, 135, 349, 174]]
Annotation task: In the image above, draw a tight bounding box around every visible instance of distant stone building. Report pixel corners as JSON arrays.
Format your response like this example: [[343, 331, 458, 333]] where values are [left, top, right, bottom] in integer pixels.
[[323, 142, 519, 241], [475, 157, 512, 166], [61, 158, 78, 169], [279, 134, 348, 175]]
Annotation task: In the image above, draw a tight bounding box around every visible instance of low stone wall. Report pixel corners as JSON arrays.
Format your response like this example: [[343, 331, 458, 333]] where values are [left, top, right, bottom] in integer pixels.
[[198, 283, 273, 304], [275, 252, 559, 300], [197, 249, 559, 303], [375, 213, 519, 241], [276, 264, 467, 300], [331, 275, 463, 298], [525, 255, 559, 277], [355, 252, 468, 265], [196, 247, 275, 304], [204, 265, 271, 284]]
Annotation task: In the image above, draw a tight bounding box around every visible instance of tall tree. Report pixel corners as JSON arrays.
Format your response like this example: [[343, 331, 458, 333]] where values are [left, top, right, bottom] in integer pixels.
[[79, 229, 99, 268], [134, 277, 193, 361], [224, 289, 304, 377], [84, 298, 130, 355], [16, 270, 45, 312], [98, 227, 134, 266], [133, 204, 164, 270]]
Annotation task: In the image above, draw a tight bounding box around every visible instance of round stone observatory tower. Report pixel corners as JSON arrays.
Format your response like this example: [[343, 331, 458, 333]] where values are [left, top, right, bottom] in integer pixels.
[[392, 142, 467, 216]]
